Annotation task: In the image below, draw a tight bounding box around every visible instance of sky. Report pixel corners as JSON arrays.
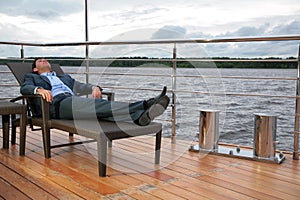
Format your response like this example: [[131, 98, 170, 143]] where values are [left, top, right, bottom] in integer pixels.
[[0, 0, 300, 58]]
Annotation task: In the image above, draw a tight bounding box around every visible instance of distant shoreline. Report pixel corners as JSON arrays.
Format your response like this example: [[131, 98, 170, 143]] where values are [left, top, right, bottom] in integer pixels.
[[1, 56, 297, 68]]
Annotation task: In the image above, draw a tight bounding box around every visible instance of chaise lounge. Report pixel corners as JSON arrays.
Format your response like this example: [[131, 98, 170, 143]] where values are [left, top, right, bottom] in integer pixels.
[[7, 62, 162, 177]]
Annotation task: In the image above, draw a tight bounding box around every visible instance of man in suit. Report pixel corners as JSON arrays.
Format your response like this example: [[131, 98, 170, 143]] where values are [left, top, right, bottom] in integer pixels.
[[21, 58, 169, 126]]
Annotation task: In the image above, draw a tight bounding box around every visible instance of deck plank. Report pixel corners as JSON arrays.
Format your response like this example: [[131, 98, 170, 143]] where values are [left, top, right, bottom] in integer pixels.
[[3, 128, 193, 199], [161, 150, 300, 199], [42, 130, 213, 199], [1, 127, 300, 199], [0, 149, 103, 199], [21, 132, 171, 195], [0, 162, 56, 200], [0, 175, 31, 200]]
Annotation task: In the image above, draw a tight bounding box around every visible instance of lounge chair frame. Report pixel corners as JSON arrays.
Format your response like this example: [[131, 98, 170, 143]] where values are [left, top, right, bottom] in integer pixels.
[[6, 62, 162, 177]]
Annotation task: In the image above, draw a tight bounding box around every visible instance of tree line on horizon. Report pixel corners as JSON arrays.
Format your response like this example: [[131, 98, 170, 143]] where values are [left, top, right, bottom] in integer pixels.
[[0, 56, 297, 68]]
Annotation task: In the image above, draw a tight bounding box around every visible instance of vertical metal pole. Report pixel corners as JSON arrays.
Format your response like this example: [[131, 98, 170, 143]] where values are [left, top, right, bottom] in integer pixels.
[[171, 43, 177, 143], [293, 44, 300, 160], [20, 45, 24, 62], [85, 0, 89, 84]]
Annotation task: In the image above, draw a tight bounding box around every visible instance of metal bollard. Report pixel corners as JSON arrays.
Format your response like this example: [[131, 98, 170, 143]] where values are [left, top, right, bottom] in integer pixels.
[[253, 113, 277, 159], [199, 110, 220, 151]]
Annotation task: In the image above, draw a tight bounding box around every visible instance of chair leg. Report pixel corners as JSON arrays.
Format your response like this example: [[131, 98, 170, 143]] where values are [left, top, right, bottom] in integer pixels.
[[42, 127, 51, 158], [40, 100, 51, 158], [98, 133, 108, 177], [108, 140, 112, 148], [19, 113, 26, 156], [2, 115, 10, 149], [155, 130, 162, 164], [11, 114, 16, 145]]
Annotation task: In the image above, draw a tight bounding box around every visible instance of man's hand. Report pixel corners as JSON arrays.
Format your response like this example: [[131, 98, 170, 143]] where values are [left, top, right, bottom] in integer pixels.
[[92, 86, 102, 99], [36, 88, 53, 102]]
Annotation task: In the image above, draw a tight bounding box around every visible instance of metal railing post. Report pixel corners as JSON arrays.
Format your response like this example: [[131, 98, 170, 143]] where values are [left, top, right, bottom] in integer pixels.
[[293, 44, 300, 160], [85, 0, 89, 84], [171, 43, 177, 143], [20, 45, 24, 62], [85, 47, 89, 84]]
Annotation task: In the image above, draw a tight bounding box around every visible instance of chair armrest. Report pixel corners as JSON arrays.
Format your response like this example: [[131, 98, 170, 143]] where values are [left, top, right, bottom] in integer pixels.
[[10, 94, 50, 121], [102, 91, 115, 101], [10, 92, 113, 126], [39, 97, 50, 126], [10, 94, 41, 102], [22, 95, 51, 128], [10, 94, 41, 108], [9, 94, 50, 131]]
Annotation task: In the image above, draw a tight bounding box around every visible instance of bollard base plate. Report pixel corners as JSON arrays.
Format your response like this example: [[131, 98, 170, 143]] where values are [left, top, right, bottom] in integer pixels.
[[189, 144, 285, 164]]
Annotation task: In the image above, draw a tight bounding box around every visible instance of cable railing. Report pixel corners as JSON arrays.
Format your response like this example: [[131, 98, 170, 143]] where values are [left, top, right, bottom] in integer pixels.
[[0, 35, 299, 160]]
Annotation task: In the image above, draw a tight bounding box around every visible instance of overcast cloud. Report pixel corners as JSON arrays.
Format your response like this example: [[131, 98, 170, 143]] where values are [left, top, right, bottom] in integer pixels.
[[0, 0, 300, 58]]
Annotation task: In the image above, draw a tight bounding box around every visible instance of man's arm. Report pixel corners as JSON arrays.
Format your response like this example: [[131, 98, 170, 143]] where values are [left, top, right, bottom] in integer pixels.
[[20, 73, 53, 102], [75, 81, 103, 98], [20, 73, 41, 95], [63, 74, 103, 98]]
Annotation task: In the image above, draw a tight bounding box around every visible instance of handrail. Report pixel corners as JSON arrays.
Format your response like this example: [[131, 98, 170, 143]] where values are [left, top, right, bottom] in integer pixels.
[[1, 35, 300, 46]]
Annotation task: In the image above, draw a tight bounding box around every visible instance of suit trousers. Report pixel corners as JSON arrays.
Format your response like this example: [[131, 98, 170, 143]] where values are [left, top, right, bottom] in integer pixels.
[[52, 94, 146, 122]]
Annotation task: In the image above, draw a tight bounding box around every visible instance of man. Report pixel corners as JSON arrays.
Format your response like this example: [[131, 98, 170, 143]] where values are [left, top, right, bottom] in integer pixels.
[[20, 58, 169, 126]]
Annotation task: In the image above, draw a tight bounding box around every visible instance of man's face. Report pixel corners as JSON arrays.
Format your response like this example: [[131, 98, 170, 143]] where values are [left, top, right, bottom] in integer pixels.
[[33, 59, 51, 74]]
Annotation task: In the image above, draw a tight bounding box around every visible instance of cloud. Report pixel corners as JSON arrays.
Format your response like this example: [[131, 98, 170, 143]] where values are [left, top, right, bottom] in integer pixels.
[[0, 22, 34, 41], [26, 10, 61, 20], [219, 17, 300, 38], [0, 0, 299, 58], [187, 32, 214, 39], [92, 6, 167, 29], [151, 20, 300, 58], [151, 26, 187, 39], [221, 24, 270, 37], [0, 0, 82, 20], [89, 0, 175, 12], [194, 19, 300, 57], [270, 20, 300, 35]]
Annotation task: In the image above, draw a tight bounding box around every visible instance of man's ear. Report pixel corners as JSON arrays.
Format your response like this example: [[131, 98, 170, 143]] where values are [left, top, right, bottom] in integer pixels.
[[33, 68, 39, 74]]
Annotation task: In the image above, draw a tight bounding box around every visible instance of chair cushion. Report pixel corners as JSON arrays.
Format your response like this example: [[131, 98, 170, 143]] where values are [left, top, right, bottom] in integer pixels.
[[49, 119, 162, 140]]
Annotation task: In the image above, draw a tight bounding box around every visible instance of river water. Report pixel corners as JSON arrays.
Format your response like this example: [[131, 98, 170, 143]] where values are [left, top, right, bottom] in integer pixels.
[[0, 65, 297, 151]]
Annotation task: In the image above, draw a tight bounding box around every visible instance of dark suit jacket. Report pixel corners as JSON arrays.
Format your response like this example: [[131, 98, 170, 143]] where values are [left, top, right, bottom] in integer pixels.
[[20, 72, 97, 117], [21, 72, 95, 96]]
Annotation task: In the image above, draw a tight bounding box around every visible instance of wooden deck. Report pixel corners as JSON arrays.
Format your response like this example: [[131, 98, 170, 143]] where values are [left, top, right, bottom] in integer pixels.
[[1, 127, 300, 200]]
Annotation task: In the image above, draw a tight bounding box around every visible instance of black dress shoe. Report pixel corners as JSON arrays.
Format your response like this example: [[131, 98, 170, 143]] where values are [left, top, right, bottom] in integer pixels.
[[157, 86, 167, 99], [148, 95, 169, 119], [136, 95, 170, 126], [146, 86, 167, 108]]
